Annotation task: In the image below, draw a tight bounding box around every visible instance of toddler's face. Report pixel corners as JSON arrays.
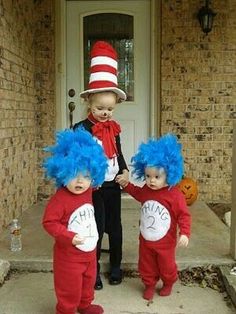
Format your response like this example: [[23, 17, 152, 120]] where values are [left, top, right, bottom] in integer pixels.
[[89, 92, 117, 122], [145, 167, 168, 190], [66, 173, 91, 194]]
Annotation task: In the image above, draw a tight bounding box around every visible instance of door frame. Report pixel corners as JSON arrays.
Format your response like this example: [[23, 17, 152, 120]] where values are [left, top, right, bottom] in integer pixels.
[[55, 0, 161, 136]]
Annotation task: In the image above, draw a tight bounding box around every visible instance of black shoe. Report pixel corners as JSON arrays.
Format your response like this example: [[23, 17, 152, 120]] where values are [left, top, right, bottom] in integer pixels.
[[109, 269, 122, 285], [94, 275, 103, 290], [109, 275, 122, 285]]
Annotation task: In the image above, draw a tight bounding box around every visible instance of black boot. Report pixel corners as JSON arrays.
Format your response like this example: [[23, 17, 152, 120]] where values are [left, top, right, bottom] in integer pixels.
[[95, 274, 103, 290], [109, 267, 122, 285]]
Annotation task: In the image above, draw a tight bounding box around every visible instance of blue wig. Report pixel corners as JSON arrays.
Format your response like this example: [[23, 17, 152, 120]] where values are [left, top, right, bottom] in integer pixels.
[[131, 133, 184, 186], [43, 128, 108, 188]]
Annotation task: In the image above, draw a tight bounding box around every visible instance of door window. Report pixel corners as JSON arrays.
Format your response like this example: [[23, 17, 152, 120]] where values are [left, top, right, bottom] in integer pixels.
[[83, 13, 134, 101]]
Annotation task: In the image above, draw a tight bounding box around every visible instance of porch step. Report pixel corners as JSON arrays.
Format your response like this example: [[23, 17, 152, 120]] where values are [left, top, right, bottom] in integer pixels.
[[219, 265, 236, 308], [0, 200, 234, 274]]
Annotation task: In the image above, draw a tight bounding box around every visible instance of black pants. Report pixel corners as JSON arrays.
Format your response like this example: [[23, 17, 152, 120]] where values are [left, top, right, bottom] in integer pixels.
[[93, 183, 122, 275]]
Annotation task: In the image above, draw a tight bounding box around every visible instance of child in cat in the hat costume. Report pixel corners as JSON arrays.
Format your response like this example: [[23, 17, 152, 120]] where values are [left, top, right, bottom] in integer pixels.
[[73, 41, 129, 290], [42, 128, 108, 314], [116, 134, 191, 301]]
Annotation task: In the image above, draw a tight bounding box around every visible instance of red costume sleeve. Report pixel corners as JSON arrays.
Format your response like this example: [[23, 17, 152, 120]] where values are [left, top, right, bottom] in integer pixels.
[[124, 182, 144, 203], [176, 192, 191, 238], [42, 196, 76, 247]]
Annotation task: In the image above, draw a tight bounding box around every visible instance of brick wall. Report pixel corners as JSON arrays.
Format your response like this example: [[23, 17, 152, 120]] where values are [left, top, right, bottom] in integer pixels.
[[34, 0, 55, 199], [161, 0, 236, 202], [0, 0, 55, 232], [0, 0, 37, 231]]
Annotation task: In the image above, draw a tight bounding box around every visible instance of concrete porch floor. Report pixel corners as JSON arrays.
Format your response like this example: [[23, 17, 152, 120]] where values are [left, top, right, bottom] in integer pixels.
[[0, 198, 234, 272]]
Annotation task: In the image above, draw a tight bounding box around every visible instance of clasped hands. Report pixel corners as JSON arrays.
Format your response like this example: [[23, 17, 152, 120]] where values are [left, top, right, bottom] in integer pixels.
[[115, 169, 129, 188]]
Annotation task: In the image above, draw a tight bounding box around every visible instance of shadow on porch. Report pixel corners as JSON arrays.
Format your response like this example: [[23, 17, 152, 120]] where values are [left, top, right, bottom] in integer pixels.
[[0, 198, 233, 272]]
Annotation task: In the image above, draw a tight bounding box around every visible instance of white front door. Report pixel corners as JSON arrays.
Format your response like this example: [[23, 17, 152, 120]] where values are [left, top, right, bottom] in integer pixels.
[[66, 0, 150, 167]]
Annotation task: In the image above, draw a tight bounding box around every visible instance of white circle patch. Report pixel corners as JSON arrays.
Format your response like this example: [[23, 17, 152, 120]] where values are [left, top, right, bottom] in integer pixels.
[[140, 200, 171, 241], [68, 203, 98, 252]]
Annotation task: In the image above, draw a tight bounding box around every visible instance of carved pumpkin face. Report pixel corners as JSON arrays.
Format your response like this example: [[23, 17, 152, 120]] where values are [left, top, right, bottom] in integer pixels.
[[178, 177, 198, 206]]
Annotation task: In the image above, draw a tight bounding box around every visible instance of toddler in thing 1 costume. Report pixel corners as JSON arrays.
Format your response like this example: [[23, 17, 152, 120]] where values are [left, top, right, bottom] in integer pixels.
[[42, 128, 108, 314]]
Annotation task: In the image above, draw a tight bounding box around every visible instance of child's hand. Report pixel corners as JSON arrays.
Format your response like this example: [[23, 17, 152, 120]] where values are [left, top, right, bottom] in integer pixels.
[[178, 235, 189, 247], [72, 234, 85, 246], [116, 170, 129, 188]]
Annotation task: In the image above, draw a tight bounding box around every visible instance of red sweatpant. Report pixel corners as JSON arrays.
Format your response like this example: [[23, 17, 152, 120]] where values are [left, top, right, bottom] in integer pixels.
[[54, 256, 96, 314], [138, 235, 178, 287]]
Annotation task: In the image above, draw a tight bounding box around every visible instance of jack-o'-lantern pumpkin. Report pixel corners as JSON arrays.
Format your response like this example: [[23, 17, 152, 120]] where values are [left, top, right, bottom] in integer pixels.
[[178, 177, 198, 206]]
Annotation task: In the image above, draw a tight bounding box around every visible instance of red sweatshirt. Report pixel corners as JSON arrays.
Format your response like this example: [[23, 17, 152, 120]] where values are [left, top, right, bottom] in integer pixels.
[[124, 183, 191, 248], [42, 187, 97, 262]]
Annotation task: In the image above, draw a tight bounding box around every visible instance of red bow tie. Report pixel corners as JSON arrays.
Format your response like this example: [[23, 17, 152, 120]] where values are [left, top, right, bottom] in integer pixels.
[[88, 113, 121, 158]]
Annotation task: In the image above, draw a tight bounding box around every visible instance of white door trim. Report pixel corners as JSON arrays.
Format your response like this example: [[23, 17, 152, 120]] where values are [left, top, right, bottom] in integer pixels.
[[55, 0, 161, 136]]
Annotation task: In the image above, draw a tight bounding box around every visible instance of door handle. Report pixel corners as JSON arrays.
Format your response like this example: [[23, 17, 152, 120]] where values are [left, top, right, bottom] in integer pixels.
[[68, 102, 75, 128]]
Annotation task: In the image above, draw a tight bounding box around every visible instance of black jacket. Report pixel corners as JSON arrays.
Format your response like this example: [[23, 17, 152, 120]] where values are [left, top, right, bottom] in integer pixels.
[[74, 119, 128, 186]]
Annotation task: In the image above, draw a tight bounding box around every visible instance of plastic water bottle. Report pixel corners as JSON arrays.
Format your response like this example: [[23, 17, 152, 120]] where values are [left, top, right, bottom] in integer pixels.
[[10, 219, 22, 251]]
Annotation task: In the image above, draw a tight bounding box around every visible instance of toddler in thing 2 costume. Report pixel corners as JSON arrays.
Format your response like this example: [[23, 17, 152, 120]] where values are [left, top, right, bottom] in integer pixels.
[[116, 134, 191, 300]]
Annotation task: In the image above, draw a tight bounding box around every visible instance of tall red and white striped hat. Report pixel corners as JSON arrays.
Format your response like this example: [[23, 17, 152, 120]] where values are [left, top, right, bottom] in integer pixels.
[[80, 41, 126, 101]]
